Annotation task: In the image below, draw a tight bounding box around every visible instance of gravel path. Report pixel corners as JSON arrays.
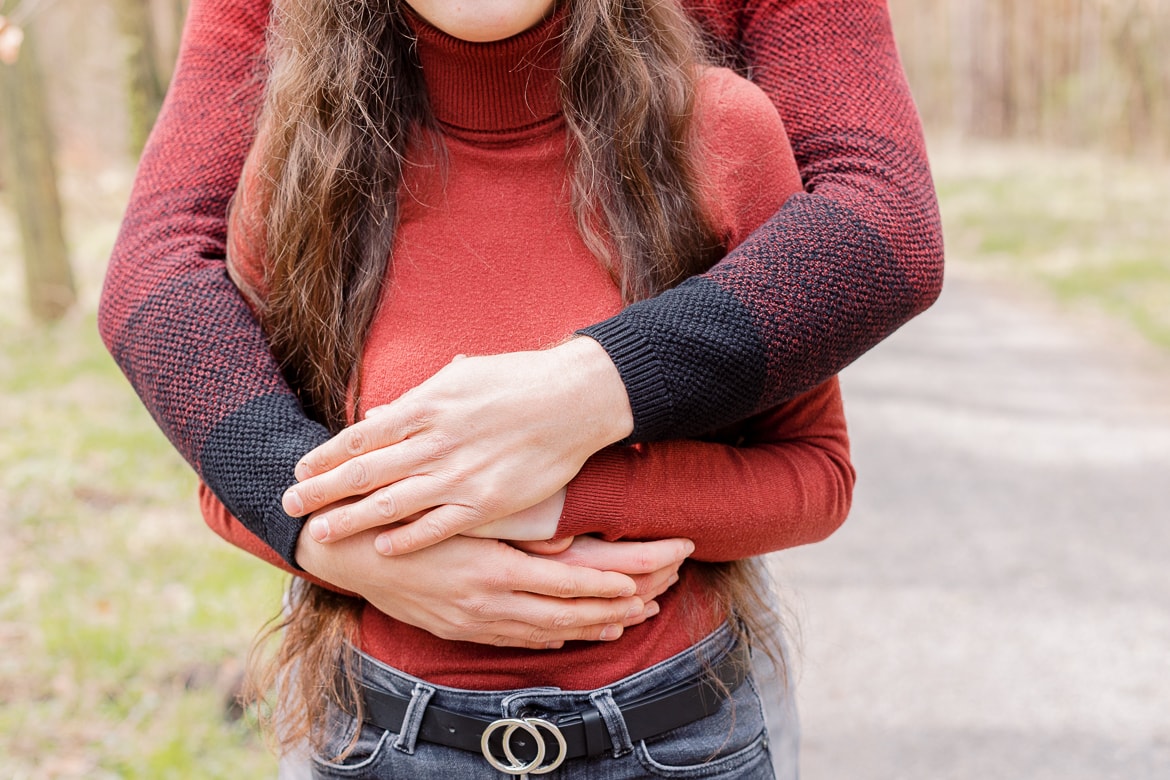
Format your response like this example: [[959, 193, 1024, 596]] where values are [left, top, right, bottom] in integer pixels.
[[779, 266, 1170, 779]]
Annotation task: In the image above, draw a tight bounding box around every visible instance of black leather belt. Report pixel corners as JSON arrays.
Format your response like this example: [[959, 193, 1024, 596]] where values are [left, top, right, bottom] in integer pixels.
[[360, 646, 749, 775]]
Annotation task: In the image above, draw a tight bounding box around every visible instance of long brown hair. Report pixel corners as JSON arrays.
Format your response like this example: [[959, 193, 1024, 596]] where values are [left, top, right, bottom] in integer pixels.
[[235, 0, 780, 755]]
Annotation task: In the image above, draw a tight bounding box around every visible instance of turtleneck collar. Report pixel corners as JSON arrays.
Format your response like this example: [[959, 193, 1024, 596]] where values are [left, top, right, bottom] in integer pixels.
[[405, 5, 565, 136]]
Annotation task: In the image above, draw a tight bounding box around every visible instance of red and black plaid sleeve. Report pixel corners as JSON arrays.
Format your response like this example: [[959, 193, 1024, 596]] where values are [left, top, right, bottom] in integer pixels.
[[581, 0, 943, 439], [99, 0, 941, 565]]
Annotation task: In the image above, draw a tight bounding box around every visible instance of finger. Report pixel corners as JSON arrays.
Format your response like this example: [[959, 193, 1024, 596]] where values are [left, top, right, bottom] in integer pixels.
[[293, 402, 425, 481], [512, 594, 645, 634], [551, 536, 695, 575], [285, 435, 440, 517], [373, 503, 488, 555], [620, 600, 661, 629], [496, 555, 638, 600], [464, 598, 662, 649], [476, 620, 612, 649], [633, 569, 681, 602], [306, 477, 453, 543]]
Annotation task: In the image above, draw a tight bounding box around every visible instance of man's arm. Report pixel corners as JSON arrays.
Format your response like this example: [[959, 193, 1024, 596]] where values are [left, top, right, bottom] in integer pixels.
[[97, 0, 327, 565], [580, 0, 944, 440]]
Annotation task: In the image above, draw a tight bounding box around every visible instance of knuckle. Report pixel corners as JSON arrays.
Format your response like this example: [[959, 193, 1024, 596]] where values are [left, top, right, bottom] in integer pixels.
[[304, 482, 329, 507], [343, 427, 367, 456], [444, 621, 476, 641], [400, 401, 432, 434], [552, 577, 579, 599], [423, 431, 457, 461], [431, 509, 476, 539], [333, 507, 357, 536], [375, 490, 399, 520], [632, 551, 655, 572], [482, 569, 513, 593], [476, 483, 509, 515], [343, 459, 370, 491], [526, 627, 553, 644], [548, 608, 577, 630], [464, 598, 495, 620]]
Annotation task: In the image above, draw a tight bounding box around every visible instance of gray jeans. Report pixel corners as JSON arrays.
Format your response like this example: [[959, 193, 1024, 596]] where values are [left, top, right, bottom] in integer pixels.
[[276, 578, 800, 779], [277, 638, 799, 779]]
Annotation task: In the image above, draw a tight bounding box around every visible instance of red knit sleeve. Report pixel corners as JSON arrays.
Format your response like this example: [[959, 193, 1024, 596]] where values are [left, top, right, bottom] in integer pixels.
[[558, 378, 853, 561], [97, 0, 329, 567]]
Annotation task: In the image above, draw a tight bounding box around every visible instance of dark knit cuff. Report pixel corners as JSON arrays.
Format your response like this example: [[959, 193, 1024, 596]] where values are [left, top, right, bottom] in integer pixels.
[[199, 392, 333, 569], [577, 317, 672, 443]]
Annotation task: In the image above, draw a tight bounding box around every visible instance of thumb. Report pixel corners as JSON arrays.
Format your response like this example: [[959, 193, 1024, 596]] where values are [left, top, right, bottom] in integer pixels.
[[512, 537, 575, 556]]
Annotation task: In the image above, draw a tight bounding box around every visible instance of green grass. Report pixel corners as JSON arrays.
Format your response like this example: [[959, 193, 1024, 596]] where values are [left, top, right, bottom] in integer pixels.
[[932, 140, 1170, 347], [0, 303, 284, 772]]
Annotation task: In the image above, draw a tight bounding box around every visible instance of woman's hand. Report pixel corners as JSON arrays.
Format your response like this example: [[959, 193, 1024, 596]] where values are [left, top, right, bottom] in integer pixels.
[[295, 529, 691, 648], [283, 338, 633, 554]]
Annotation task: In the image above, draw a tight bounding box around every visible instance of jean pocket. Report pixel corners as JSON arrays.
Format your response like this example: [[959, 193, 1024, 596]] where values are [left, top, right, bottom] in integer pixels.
[[311, 703, 393, 778], [633, 676, 774, 779]]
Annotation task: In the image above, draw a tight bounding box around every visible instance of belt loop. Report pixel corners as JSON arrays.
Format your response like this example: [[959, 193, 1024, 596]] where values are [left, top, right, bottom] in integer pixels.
[[581, 706, 607, 757], [589, 689, 632, 758], [392, 682, 435, 755]]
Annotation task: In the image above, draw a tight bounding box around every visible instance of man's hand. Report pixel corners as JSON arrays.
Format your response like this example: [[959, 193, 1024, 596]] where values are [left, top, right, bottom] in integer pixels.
[[283, 338, 633, 554], [295, 529, 692, 649]]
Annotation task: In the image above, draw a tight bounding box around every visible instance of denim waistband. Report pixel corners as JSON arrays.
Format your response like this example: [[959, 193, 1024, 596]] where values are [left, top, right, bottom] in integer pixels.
[[350, 622, 741, 758]]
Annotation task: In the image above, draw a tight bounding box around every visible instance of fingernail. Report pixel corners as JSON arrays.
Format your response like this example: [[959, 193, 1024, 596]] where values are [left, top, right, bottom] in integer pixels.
[[620, 585, 635, 597], [545, 641, 563, 650], [625, 605, 642, 619], [600, 624, 622, 641], [682, 541, 695, 556], [285, 490, 304, 516], [309, 517, 328, 542], [644, 602, 660, 617], [295, 461, 313, 479], [668, 574, 679, 586], [375, 535, 393, 555]]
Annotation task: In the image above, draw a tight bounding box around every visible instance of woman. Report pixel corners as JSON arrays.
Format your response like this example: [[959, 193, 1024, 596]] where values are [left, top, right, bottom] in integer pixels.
[[99, 0, 940, 773], [201, 0, 853, 776]]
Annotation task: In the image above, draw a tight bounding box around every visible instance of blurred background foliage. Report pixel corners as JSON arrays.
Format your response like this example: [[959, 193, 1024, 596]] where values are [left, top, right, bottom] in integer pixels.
[[0, 0, 1167, 776], [892, 0, 1170, 157]]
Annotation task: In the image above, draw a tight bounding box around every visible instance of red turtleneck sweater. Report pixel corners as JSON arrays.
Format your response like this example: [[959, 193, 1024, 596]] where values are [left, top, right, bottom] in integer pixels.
[[202, 13, 853, 690]]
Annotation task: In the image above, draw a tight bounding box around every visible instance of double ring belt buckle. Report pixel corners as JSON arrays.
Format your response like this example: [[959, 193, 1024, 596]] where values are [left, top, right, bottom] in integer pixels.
[[480, 717, 568, 776]]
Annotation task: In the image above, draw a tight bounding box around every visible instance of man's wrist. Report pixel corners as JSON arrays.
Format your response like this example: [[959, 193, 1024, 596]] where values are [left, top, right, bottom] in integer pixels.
[[554, 336, 634, 448]]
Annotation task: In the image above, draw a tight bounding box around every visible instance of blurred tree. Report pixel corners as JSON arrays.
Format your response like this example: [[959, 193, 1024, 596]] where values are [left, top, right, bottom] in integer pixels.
[[113, 0, 167, 156], [889, 0, 1170, 158], [0, 3, 76, 322]]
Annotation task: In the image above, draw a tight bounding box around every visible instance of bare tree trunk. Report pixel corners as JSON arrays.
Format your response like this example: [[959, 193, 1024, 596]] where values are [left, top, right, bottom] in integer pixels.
[[113, 0, 167, 156], [0, 6, 76, 322]]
